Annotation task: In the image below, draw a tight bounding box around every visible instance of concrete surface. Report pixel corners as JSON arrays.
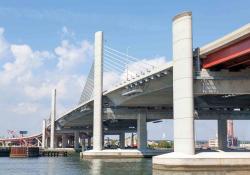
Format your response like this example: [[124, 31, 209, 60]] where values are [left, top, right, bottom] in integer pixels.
[[153, 151, 250, 171], [81, 149, 171, 159]]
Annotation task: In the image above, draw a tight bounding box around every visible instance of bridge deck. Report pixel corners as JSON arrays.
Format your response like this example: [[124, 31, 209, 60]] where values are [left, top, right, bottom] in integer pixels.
[[200, 24, 250, 70]]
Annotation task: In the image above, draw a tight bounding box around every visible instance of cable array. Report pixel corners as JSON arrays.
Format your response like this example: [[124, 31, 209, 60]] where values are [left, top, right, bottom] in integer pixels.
[[103, 46, 156, 82], [79, 45, 157, 104], [79, 63, 94, 104]]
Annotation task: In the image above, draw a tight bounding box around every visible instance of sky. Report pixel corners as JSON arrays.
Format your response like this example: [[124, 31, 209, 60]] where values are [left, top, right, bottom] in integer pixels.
[[0, 0, 249, 140]]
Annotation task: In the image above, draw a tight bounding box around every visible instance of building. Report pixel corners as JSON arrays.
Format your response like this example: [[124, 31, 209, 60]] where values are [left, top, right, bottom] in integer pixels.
[[208, 138, 218, 148]]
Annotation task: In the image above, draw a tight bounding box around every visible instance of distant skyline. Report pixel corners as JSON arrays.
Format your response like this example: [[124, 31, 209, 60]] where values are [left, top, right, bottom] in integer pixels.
[[0, 1, 249, 140]]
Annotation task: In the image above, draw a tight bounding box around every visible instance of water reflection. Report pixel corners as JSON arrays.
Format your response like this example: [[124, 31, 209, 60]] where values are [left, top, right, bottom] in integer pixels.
[[90, 159, 102, 175], [1, 156, 249, 175], [84, 158, 152, 175]]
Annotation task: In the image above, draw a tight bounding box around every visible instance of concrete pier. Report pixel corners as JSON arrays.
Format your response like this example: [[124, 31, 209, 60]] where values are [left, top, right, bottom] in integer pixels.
[[54, 136, 59, 148], [119, 132, 125, 149], [81, 149, 171, 159], [87, 137, 92, 148], [137, 113, 147, 150], [62, 134, 68, 148], [153, 152, 250, 171], [93, 31, 104, 151], [74, 131, 80, 149], [218, 119, 228, 150]]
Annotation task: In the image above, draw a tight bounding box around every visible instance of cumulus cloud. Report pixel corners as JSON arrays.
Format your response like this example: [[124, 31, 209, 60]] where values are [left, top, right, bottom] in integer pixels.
[[0, 44, 52, 85], [0, 27, 91, 134], [55, 40, 93, 70]]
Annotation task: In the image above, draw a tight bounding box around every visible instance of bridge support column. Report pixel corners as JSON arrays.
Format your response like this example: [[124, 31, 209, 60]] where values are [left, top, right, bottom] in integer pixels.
[[45, 138, 49, 148], [54, 136, 58, 148], [81, 138, 86, 151], [131, 133, 134, 147], [173, 12, 195, 155], [137, 114, 147, 150], [93, 31, 104, 151], [74, 131, 80, 149], [218, 119, 228, 150], [119, 132, 125, 149], [62, 134, 68, 148], [88, 136, 92, 148], [50, 89, 56, 149], [42, 119, 46, 148]]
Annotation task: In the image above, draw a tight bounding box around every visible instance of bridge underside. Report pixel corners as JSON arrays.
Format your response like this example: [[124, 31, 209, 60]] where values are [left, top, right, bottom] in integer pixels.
[[51, 64, 250, 136], [54, 68, 250, 135], [201, 24, 250, 70]]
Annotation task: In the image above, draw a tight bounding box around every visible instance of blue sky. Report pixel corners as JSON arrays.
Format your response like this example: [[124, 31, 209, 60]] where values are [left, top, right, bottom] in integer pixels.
[[0, 1, 249, 140]]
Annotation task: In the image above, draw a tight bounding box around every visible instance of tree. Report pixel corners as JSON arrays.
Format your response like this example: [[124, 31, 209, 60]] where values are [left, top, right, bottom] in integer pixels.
[[158, 140, 173, 148]]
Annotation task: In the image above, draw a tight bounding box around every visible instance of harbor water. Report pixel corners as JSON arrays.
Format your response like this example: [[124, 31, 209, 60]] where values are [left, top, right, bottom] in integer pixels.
[[0, 155, 151, 175], [0, 155, 249, 175]]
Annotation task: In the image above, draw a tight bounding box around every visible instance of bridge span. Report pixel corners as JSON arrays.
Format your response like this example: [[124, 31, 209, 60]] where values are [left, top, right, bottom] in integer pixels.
[[1, 11, 250, 170]]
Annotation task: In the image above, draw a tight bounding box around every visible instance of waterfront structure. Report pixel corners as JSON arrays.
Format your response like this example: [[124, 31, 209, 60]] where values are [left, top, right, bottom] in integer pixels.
[[1, 10, 250, 170]]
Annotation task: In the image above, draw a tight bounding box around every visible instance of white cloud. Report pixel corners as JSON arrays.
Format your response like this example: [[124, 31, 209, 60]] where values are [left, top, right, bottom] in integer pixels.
[[12, 102, 39, 115], [55, 40, 93, 70], [0, 27, 91, 135], [0, 44, 53, 85], [103, 71, 121, 90]]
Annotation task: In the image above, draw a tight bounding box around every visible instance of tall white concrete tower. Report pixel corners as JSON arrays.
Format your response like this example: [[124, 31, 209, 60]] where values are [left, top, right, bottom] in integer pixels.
[[93, 31, 104, 151], [42, 119, 46, 148], [172, 12, 195, 155], [50, 88, 56, 149]]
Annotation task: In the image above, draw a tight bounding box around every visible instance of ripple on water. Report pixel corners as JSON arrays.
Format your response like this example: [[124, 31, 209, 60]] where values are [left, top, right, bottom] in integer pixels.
[[0, 156, 249, 175]]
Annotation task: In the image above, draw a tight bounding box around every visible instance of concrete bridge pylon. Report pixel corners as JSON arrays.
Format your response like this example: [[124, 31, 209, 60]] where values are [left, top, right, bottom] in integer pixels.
[[173, 12, 194, 155], [42, 119, 46, 148], [50, 88, 56, 149], [93, 31, 104, 151]]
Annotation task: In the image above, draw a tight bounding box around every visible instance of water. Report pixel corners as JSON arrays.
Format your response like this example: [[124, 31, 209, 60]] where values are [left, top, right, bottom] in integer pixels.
[[0, 156, 152, 175], [0, 156, 249, 175]]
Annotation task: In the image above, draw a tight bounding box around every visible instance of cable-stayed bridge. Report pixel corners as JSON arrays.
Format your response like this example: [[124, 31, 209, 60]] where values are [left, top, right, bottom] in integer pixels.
[[1, 12, 250, 169]]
